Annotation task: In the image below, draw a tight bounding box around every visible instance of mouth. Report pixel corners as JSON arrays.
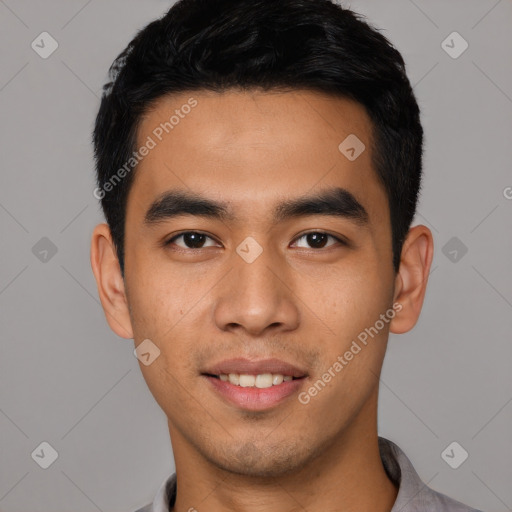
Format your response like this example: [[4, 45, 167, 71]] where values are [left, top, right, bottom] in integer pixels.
[[200, 358, 309, 411]]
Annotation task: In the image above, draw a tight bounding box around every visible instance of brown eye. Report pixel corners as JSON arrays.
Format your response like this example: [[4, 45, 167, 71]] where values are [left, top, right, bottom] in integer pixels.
[[165, 232, 220, 249], [292, 231, 345, 249]]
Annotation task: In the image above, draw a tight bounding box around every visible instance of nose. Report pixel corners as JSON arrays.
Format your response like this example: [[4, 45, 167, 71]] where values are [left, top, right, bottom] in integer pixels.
[[213, 243, 300, 337]]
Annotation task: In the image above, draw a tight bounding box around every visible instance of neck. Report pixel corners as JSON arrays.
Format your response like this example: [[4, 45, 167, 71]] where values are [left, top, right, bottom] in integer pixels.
[[169, 391, 397, 512]]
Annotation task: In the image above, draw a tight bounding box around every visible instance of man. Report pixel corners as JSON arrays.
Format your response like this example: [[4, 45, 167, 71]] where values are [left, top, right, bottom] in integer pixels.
[[90, 0, 482, 510]]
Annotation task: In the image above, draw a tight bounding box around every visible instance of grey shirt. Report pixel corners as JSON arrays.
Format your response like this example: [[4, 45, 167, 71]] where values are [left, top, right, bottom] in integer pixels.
[[134, 437, 482, 512]]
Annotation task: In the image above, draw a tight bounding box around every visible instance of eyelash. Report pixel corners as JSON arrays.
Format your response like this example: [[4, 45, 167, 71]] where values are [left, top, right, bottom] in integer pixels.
[[163, 231, 348, 251]]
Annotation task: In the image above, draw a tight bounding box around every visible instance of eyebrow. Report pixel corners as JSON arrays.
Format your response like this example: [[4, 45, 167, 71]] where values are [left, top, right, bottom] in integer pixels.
[[143, 186, 369, 227]]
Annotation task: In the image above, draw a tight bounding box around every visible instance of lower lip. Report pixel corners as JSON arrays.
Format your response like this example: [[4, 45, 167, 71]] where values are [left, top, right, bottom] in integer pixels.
[[203, 375, 306, 411]]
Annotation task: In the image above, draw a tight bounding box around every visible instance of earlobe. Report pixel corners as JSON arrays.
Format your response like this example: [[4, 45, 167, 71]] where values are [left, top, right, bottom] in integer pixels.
[[389, 225, 434, 335], [90, 223, 134, 339]]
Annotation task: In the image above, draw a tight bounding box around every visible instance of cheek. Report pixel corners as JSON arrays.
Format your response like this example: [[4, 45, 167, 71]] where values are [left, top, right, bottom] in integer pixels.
[[131, 287, 199, 412], [301, 267, 393, 401], [126, 265, 188, 337], [305, 264, 393, 340], [127, 270, 201, 363]]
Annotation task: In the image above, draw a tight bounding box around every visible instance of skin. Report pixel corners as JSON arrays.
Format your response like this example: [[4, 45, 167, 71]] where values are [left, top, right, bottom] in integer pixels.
[[91, 89, 433, 512]]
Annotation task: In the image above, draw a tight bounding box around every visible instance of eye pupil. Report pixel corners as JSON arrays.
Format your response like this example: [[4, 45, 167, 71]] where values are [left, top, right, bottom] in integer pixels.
[[307, 232, 328, 248], [184, 232, 205, 248]]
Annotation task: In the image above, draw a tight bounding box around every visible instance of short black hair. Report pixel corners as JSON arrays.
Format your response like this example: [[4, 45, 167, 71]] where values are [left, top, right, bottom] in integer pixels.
[[93, 0, 423, 276]]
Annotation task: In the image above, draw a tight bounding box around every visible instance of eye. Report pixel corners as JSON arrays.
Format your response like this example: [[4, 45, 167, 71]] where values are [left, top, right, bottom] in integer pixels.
[[291, 231, 346, 249], [164, 231, 220, 249]]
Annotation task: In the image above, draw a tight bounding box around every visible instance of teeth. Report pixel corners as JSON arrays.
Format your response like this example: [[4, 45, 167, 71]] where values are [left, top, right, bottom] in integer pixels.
[[255, 374, 273, 388], [218, 373, 297, 388], [272, 374, 283, 385], [239, 374, 256, 387]]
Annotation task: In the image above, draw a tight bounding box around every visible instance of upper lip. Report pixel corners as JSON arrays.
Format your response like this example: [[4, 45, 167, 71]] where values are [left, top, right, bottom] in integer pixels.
[[202, 357, 308, 378]]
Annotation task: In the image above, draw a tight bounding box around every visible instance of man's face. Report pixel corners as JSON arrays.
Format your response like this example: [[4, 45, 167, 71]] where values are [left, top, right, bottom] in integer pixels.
[[122, 90, 397, 477]]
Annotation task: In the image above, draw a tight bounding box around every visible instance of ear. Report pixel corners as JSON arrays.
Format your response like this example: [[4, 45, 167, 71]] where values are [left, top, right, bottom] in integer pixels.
[[389, 224, 434, 334], [90, 223, 134, 339]]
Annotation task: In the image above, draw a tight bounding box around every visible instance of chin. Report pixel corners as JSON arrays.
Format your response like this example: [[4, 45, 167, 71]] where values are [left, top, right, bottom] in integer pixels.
[[207, 439, 314, 479]]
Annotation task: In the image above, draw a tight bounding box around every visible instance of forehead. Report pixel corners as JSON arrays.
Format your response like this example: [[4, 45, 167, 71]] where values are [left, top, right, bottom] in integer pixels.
[[127, 89, 387, 224]]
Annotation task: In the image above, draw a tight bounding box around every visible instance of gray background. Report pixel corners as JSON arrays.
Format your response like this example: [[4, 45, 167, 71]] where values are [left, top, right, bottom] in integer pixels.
[[0, 0, 511, 511]]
